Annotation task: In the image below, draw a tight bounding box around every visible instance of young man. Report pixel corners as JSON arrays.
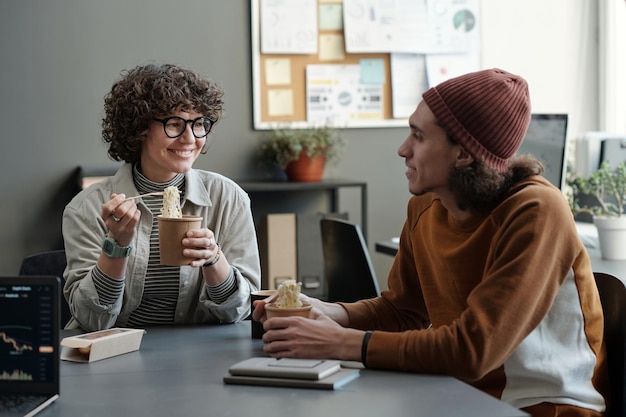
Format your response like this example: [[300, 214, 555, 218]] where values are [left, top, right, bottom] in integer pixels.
[[253, 69, 609, 417]]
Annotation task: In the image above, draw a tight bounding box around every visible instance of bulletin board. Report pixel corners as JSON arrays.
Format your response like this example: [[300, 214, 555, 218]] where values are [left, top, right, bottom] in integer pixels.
[[251, 0, 405, 130], [250, 0, 480, 130]]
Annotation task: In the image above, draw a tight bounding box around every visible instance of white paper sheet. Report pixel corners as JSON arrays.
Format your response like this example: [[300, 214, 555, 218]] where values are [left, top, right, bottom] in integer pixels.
[[260, 0, 318, 54], [425, 52, 481, 88], [390, 53, 427, 119], [306, 64, 383, 124], [343, 0, 479, 54]]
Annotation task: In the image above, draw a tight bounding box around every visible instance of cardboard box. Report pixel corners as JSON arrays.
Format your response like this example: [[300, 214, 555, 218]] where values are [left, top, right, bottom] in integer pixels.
[[259, 213, 297, 290], [61, 328, 145, 362]]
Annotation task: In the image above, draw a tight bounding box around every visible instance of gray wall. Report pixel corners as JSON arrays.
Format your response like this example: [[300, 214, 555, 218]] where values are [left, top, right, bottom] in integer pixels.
[[0, 0, 598, 288]]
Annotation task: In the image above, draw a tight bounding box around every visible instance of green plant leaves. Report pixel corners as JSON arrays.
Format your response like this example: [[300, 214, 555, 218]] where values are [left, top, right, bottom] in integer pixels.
[[569, 161, 626, 217], [258, 126, 345, 170]]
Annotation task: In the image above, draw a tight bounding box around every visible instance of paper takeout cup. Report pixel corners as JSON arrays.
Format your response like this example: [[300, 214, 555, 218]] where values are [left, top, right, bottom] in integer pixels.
[[157, 215, 202, 266], [265, 302, 312, 319]]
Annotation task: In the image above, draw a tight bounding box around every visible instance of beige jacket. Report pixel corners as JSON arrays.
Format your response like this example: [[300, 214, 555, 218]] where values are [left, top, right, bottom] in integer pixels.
[[62, 164, 260, 330]]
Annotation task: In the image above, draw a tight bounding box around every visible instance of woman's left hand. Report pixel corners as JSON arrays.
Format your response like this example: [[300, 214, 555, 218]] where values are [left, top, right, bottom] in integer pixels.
[[182, 228, 219, 267]]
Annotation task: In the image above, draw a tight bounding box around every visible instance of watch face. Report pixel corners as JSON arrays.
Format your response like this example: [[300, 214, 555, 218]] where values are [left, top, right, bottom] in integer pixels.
[[103, 239, 114, 254], [102, 237, 131, 258]]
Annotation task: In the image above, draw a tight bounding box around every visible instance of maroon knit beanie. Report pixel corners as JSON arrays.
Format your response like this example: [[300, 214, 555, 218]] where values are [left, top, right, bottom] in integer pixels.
[[422, 68, 531, 172]]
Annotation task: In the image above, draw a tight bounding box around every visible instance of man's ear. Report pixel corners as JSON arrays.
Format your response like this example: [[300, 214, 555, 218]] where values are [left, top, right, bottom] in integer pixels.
[[455, 147, 474, 168]]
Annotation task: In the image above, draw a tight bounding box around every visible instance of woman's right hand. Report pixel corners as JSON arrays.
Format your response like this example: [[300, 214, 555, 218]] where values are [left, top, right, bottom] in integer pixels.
[[101, 193, 141, 247]]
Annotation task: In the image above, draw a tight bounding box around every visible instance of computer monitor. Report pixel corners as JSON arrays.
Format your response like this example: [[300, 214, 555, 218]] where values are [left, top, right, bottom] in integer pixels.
[[517, 114, 569, 190], [599, 137, 626, 169], [576, 131, 626, 178]]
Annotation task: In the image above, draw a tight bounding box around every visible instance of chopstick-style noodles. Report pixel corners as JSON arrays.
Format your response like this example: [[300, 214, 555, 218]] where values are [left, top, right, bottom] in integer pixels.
[[276, 279, 302, 308], [161, 186, 182, 218]]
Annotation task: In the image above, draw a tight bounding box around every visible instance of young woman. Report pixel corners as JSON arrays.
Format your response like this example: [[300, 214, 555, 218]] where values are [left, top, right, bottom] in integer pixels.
[[63, 63, 260, 331]]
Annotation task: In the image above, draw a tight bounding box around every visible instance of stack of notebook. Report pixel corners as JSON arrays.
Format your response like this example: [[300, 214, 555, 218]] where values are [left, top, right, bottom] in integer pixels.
[[223, 358, 360, 390]]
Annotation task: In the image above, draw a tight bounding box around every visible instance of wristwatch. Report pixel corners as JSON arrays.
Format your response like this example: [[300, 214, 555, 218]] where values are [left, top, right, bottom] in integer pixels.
[[101, 237, 132, 258]]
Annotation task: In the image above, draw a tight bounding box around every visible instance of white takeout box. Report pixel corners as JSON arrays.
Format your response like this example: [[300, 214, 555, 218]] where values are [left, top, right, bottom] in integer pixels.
[[61, 328, 145, 362]]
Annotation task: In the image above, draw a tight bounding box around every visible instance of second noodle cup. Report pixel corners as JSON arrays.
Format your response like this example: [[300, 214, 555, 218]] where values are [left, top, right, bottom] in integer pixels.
[[157, 215, 203, 266]]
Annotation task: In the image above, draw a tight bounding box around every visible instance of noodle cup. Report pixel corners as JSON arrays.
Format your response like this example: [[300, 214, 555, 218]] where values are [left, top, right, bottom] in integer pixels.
[[265, 302, 312, 319], [157, 215, 203, 266]]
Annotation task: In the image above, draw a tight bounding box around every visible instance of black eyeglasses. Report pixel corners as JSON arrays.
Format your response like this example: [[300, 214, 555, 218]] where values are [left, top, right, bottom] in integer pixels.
[[152, 116, 215, 139]]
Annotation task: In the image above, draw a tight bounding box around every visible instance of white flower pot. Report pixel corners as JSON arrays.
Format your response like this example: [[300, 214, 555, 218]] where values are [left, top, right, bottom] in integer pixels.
[[593, 216, 626, 260]]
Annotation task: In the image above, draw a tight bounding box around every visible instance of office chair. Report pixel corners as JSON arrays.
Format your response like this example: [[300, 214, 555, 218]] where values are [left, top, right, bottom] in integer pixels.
[[19, 249, 71, 327], [594, 272, 626, 417], [320, 218, 380, 303]]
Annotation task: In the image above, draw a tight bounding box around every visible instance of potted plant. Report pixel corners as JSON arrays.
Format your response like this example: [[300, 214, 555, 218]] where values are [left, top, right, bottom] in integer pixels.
[[568, 160, 626, 260], [258, 126, 345, 182]]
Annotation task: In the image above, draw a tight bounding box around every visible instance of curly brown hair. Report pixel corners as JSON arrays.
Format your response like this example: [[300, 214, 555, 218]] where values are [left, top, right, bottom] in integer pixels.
[[102, 63, 225, 163]]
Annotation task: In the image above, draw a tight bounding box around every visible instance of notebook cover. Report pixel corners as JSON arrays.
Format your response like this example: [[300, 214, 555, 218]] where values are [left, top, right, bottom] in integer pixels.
[[223, 368, 359, 390], [228, 358, 341, 380]]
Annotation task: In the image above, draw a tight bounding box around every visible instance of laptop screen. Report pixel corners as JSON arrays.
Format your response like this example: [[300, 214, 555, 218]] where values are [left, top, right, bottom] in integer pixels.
[[517, 114, 569, 190], [0, 276, 60, 395]]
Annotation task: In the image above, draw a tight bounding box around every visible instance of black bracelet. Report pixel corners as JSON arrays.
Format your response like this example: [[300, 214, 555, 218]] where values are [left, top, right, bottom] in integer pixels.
[[361, 330, 373, 367], [203, 244, 221, 267]]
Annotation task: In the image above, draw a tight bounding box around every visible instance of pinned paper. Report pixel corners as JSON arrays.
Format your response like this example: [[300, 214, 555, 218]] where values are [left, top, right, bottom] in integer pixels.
[[319, 34, 345, 61], [260, 0, 318, 54], [360, 59, 385, 84], [267, 89, 295, 116], [319, 4, 344, 30], [265, 58, 292, 85]]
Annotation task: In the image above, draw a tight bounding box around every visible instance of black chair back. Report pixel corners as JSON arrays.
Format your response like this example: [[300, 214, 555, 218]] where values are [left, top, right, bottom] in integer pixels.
[[320, 218, 380, 303], [19, 250, 71, 327], [594, 272, 626, 417]]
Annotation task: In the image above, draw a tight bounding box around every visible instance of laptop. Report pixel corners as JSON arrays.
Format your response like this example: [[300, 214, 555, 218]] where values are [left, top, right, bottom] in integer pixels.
[[0, 276, 61, 417], [320, 218, 381, 303], [517, 114, 569, 190]]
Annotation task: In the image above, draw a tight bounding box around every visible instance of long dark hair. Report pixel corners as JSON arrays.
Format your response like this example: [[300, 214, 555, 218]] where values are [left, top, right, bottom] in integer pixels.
[[449, 154, 544, 213]]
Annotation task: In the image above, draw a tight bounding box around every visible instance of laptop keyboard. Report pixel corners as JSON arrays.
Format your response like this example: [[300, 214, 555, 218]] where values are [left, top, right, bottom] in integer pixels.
[[0, 393, 48, 414]]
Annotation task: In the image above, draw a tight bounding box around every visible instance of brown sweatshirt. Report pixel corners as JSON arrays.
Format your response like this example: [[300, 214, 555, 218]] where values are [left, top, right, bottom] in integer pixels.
[[343, 176, 608, 417]]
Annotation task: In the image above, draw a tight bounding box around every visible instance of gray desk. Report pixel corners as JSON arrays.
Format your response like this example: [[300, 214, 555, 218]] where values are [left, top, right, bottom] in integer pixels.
[[375, 240, 625, 281], [375, 239, 400, 257], [43, 323, 528, 417]]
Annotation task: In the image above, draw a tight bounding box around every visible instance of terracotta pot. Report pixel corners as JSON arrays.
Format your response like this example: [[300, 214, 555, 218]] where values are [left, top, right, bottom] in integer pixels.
[[285, 151, 326, 182]]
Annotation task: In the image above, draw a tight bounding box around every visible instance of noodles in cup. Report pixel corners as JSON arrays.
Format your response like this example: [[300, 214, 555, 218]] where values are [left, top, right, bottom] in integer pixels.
[[276, 279, 302, 308], [161, 186, 182, 218]]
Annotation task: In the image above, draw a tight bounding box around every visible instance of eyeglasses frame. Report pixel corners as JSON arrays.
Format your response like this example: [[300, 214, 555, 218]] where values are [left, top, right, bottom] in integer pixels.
[[152, 116, 216, 139]]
